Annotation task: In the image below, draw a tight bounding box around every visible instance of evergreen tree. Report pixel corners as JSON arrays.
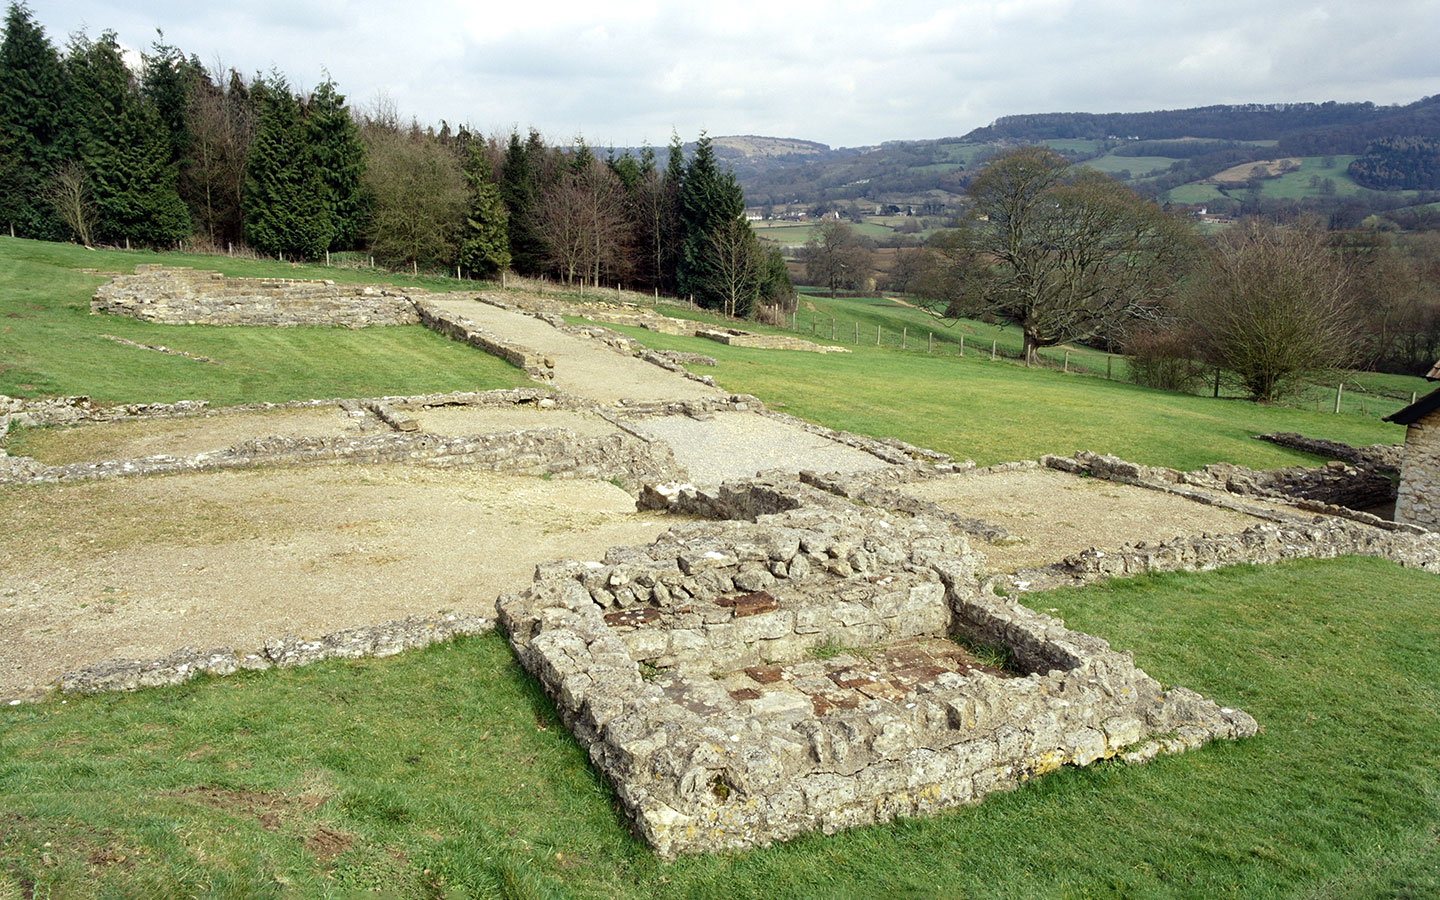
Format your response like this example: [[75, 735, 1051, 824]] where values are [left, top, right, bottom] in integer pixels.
[[242, 74, 331, 259], [0, 2, 65, 237], [656, 132, 685, 292], [500, 128, 547, 274], [141, 35, 195, 168], [677, 133, 746, 308], [65, 31, 187, 246], [458, 146, 510, 278], [306, 76, 366, 250]]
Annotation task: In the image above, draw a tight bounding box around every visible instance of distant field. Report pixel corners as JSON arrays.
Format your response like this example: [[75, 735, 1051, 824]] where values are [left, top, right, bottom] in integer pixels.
[[752, 221, 898, 245], [1082, 154, 1180, 177], [1257, 156, 1364, 200], [1166, 182, 1230, 204], [1039, 139, 1104, 154]]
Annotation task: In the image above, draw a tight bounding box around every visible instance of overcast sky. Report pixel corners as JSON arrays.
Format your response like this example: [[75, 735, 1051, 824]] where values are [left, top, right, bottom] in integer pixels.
[[30, 0, 1439, 149]]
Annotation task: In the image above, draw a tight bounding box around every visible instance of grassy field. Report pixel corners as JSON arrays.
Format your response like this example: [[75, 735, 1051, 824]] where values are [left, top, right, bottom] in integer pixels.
[[767, 291, 1426, 424], [1081, 155, 1180, 178], [2, 238, 1438, 897], [2, 559, 1435, 899], [0, 238, 531, 404], [751, 221, 897, 246]]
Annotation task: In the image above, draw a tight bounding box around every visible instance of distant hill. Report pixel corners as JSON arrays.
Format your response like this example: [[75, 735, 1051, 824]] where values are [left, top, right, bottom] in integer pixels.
[[721, 95, 1440, 231], [708, 135, 831, 159]]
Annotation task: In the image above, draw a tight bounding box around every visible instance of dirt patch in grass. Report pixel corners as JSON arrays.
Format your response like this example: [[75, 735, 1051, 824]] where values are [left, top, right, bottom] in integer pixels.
[[304, 825, 353, 861], [896, 467, 1270, 573], [0, 466, 679, 698]]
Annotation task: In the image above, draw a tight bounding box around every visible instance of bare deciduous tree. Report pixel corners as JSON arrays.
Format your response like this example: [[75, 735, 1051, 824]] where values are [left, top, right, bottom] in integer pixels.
[[707, 217, 761, 318], [1188, 220, 1359, 401], [918, 147, 1196, 365], [803, 220, 870, 297], [186, 66, 252, 248], [44, 160, 96, 246], [535, 159, 627, 287]]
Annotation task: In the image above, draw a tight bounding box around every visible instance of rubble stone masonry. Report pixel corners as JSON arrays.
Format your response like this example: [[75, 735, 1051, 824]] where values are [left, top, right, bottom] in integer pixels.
[[1395, 409, 1440, 530]]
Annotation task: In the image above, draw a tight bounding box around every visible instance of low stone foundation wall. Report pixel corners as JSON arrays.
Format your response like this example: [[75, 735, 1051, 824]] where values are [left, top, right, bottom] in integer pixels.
[[997, 452, 1440, 596], [1184, 459, 1396, 512], [412, 299, 553, 380], [1255, 432, 1402, 471], [52, 613, 492, 697], [92, 265, 421, 327], [499, 478, 1257, 857], [0, 425, 679, 490], [696, 327, 849, 353]]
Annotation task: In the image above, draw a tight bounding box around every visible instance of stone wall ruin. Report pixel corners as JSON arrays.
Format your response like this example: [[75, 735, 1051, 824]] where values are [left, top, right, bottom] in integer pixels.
[[91, 265, 421, 328], [498, 477, 1259, 857]]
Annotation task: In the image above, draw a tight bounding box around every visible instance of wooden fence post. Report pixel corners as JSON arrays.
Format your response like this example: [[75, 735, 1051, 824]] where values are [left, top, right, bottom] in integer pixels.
[[959, 335, 964, 357], [877, 324, 881, 346], [928, 332, 933, 353], [1064, 350, 1070, 373], [1334, 382, 1344, 414], [991, 340, 996, 361], [1107, 355, 1113, 379], [830, 317, 835, 340], [902, 326, 907, 349]]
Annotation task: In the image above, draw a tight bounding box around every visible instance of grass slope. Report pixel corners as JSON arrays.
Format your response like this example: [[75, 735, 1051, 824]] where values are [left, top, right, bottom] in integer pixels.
[[2, 559, 1435, 898], [0, 238, 532, 405], [604, 321, 1404, 471]]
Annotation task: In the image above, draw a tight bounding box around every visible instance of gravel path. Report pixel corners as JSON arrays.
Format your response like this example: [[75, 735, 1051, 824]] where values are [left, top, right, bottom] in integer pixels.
[[428, 297, 721, 404], [629, 412, 892, 487]]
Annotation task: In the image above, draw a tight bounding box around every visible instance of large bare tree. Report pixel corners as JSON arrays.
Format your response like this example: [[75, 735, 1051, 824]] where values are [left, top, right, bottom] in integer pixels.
[[803, 219, 871, 297], [535, 157, 627, 287], [1187, 220, 1358, 401], [919, 147, 1196, 365]]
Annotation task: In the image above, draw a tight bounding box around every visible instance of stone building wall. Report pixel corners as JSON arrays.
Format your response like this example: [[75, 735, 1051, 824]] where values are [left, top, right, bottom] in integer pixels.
[[1395, 409, 1440, 530], [92, 265, 420, 327]]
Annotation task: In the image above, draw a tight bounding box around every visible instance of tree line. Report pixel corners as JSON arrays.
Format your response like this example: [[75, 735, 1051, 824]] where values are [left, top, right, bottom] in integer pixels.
[[0, 3, 791, 317]]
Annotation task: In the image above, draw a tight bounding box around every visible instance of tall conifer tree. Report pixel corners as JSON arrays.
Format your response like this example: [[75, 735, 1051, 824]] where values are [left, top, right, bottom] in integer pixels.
[[458, 145, 511, 278], [65, 31, 187, 246], [306, 77, 365, 250], [677, 133, 746, 308], [242, 74, 330, 259], [0, 2, 65, 236], [500, 129, 547, 274]]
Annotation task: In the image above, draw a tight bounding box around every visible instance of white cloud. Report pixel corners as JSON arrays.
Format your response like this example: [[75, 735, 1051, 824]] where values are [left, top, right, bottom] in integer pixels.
[[29, 0, 1440, 148]]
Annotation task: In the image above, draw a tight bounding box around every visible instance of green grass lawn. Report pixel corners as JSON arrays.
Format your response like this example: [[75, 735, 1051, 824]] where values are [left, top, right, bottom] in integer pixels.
[[602, 320, 1405, 469], [0, 237, 532, 404], [2, 237, 1438, 897], [2, 558, 1435, 898]]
